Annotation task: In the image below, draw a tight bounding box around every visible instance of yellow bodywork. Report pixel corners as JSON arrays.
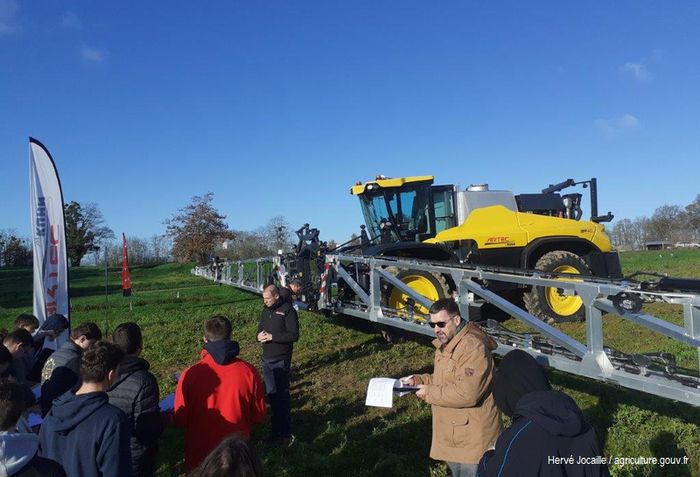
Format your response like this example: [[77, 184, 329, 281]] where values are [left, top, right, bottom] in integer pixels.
[[350, 175, 434, 196], [424, 205, 613, 252]]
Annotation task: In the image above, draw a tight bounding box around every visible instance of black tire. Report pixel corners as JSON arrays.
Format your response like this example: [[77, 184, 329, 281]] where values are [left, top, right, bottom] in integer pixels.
[[523, 250, 590, 323]]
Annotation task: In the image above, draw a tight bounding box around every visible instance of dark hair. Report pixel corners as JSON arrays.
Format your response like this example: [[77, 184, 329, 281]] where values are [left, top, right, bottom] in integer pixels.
[[0, 346, 11, 366], [80, 341, 124, 383], [2, 329, 33, 349], [0, 379, 26, 431], [70, 321, 103, 341], [428, 298, 460, 317], [205, 316, 232, 342], [189, 434, 263, 477], [289, 279, 302, 289], [14, 314, 40, 330], [112, 322, 143, 355]]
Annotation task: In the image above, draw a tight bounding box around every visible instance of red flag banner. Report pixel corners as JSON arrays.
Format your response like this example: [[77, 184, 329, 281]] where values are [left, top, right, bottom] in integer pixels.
[[122, 233, 132, 297]]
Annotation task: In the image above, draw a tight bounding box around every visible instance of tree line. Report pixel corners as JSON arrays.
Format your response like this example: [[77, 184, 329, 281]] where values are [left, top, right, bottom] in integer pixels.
[[164, 193, 298, 264], [609, 195, 700, 250], [0, 201, 173, 268], [5, 192, 699, 268], [1, 193, 302, 268]]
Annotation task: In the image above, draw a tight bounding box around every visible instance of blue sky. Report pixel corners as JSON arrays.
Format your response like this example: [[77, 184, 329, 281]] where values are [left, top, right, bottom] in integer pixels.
[[2, 1, 699, 244]]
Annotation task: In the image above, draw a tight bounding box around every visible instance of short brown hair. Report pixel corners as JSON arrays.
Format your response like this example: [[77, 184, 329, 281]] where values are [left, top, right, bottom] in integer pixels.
[[80, 341, 124, 383], [112, 322, 142, 355], [428, 298, 460, 317], [14, 314, 39, 330], [70, 321, 103, 341], [204, 316, 232, 342], [2, 329, 33, 349]]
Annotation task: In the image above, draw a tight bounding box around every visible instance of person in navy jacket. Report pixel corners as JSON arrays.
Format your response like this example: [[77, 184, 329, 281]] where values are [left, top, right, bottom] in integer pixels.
[[477, 350, 609, 477], [39, 341, 132, 477]]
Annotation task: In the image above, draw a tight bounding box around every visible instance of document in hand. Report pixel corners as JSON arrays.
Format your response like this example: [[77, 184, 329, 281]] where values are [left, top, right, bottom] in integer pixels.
[[365, 377, 418, 408]]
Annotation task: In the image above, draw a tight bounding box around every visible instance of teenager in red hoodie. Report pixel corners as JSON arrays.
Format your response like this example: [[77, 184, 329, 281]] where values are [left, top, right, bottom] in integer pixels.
[[174, 315, 266, 472]]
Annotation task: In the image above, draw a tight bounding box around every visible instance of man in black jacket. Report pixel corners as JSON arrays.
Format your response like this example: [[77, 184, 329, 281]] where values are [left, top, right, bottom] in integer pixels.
[[106, 322, 162, 477], [40, 322, 102, 416], [477, 350, 609, 477], [0, 379, 65, 477], [257, 284, 299, 445], [277, 279, 303, 308]]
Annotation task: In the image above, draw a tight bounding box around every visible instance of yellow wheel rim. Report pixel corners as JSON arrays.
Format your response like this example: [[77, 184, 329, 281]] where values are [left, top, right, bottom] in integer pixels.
[[545, 265, 583, 317], [389, 274, 440, 317]]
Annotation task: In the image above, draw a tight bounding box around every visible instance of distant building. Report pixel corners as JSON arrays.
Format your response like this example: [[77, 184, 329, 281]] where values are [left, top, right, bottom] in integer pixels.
[[645, 240, 672, 251], [674, 242, 700, 249]]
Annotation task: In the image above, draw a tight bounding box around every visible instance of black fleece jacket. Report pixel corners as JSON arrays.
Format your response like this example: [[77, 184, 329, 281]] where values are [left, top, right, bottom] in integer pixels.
[[106, 355, 162, 477], [258, 300, 299, 361]]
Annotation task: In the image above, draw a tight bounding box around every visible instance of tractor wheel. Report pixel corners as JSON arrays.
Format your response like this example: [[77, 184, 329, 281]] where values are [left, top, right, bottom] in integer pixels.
[[523, 251, 590, 323], [381, 268, 451, 321]]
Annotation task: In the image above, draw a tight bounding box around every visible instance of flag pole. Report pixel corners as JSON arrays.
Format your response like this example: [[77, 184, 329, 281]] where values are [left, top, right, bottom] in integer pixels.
[[104, 244, 110, 335]]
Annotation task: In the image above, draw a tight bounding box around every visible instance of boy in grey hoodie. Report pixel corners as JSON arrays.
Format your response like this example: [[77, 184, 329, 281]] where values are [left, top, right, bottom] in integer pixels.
[[0, 378, 65, 477]]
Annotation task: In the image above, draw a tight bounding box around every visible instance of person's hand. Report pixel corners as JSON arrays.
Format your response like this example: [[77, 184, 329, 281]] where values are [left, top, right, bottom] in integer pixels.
[[257, 331, 273, 343], [400, 376, 415, 386], [415, 385, 428, 401]]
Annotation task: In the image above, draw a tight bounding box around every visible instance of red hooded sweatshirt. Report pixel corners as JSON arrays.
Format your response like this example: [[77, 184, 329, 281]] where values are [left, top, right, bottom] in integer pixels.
[[174, 340, 266, 471]]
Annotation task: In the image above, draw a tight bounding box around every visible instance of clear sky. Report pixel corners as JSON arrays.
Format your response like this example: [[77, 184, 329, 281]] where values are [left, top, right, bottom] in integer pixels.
[[2, 1, 699, 244]]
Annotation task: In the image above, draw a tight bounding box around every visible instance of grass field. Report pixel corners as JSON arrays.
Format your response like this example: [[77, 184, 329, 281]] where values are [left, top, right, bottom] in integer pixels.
[[1, 250, 699, 477]]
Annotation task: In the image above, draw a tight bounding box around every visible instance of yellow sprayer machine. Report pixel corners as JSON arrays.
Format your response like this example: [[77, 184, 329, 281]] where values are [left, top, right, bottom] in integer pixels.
[[349, 175, 619, 323]]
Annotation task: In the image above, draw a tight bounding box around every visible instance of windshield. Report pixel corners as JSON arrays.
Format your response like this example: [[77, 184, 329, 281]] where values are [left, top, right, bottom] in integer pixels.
[[359, 187, 431, 242]]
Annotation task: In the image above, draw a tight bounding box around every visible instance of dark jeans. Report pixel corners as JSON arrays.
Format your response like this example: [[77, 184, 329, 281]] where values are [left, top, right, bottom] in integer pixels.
[[262, 358, 292, 438], [447, 462, 477, 477]]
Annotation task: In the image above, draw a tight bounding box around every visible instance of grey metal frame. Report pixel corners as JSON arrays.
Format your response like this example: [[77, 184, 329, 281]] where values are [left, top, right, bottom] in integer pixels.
[[194, 253, 700, 406]]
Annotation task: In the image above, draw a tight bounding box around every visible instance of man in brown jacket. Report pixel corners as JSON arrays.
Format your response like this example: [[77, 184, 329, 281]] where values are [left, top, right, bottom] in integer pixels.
[[401, 298, 501, 477]]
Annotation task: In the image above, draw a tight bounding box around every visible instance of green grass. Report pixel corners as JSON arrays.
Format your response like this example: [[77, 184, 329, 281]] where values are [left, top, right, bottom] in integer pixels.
[[1, 251, 699, 476]]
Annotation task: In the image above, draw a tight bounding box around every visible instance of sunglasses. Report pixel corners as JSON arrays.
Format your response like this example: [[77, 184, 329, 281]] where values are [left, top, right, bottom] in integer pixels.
[[428, 314, 459, 328], [428, 321, 449, 329]]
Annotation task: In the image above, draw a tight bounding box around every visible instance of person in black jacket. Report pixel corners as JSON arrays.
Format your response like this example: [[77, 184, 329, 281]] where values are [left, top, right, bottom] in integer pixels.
[[106, 322, 162, 477], [40, 322, 102, 416], [0, 345, 12, 378], [477, 350, 609, 477], [2, 330, 34, 386], [257, 284, 299, 446], [277, 279, 303, 308], [38, 341, 132, 477], [0, 379, 66, 477]]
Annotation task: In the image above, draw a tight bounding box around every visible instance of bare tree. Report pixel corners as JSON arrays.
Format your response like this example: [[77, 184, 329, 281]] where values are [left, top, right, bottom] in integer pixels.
[[164, 193, 234, 264], [647, 205, 686, 243], [150, 234, 170, 263], [263, 216, 293, 253], [629, 217, 650, 249], [685, 195, 700, 241]]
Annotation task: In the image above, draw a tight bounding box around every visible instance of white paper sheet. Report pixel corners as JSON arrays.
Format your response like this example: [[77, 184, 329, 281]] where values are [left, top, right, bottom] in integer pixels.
[[365, 377, 400, 408]]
